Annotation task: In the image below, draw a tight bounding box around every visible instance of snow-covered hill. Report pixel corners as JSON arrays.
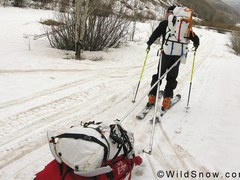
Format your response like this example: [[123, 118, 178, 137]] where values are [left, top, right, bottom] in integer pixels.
[[1, 7, 240, 180], [221, 0, 240, 14]]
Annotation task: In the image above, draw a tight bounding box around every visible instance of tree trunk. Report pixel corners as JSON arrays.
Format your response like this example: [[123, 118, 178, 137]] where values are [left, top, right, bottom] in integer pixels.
[[75, 0, 89, 60], [131, 0, 138, 41]]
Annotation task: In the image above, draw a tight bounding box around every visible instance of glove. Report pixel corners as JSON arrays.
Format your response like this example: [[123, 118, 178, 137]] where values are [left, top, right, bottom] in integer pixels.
[[146, 45, 150, 52], [194, 43, 199, 51]]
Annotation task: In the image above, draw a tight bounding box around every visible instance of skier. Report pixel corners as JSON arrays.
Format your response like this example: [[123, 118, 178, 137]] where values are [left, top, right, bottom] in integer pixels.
[[146, 5, 200, 110]]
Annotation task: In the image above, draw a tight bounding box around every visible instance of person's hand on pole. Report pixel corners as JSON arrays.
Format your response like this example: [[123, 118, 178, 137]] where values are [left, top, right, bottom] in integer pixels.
[[193, 42, 199, 51], [146, 44, 151, 52]]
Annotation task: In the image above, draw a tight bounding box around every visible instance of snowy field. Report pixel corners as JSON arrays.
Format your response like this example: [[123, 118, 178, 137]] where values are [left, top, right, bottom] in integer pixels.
[[1, 7, 240, 180]]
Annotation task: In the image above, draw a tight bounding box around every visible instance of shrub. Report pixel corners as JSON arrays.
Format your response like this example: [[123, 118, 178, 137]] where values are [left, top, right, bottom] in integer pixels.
[[43, 13, 75, 50], [43, 0, 131, 53]]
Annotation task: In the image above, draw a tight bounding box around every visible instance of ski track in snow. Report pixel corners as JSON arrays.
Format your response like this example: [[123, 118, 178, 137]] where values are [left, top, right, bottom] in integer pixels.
[[0, 66, 136, 168]]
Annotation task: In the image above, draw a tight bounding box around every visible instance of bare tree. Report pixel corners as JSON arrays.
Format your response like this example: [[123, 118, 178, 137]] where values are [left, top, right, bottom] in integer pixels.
[[131, 0, 138, 41], [44, 13, 75, 50], [43, 0, 132, 60], [13, 0, 24, 7], [2, 0, 8, 7], [75, 0, 89, 59], [230, 31, 240, 56], [83, 0, 131, 51], [59, 0, 71, 12]]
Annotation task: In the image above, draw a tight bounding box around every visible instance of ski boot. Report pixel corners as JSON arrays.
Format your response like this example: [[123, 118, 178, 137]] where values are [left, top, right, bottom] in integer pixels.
[[147, 95, 156, 107]]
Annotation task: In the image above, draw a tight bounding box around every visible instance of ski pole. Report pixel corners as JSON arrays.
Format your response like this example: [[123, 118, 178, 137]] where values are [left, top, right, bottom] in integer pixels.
[[148, 51, 163, 154], [186, 50, 197, 112], [118, 53, 185, 124], [132, 49, 150, 103]]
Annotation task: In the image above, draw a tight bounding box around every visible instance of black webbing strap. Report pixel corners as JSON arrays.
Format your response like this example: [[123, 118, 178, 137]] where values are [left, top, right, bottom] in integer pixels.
[[172, 16, 177, 26], [61, 165, 72, 180], [119, 126, 133, 157], [109, 124, 134, 160], [82, 126, 110, 165], [164, 28, 171, 46], [56, 133, 108, 164]]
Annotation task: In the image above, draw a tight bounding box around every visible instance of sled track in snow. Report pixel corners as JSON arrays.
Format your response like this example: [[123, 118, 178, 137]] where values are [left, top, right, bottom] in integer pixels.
[[0, 79, 103, 141], [131, 117, 210, 177], [0, 76, 95, 110], [0, 66, 131, 110], [0, 69, 92, 74], [0, 94, 111, 168], [157, 122, 209, 173], [0, 69, 134, 168], [0, 85, 130, 169], [177, 34, 216, 93]]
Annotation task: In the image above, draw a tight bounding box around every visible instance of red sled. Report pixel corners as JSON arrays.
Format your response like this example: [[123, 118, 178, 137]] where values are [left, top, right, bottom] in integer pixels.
[[35, 155, 142, 180]]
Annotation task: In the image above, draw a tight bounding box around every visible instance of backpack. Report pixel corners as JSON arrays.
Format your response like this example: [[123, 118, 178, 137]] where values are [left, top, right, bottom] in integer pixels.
[[163, 6, 193, 56], [35, 121, 142, 180]]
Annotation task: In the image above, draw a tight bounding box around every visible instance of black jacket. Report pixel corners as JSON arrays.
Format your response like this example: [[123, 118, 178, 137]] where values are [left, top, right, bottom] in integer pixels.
[[147, 20, 199, 48]]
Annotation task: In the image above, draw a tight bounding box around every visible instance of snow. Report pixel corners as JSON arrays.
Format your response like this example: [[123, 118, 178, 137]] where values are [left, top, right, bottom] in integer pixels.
[[1, 6, 240, 180]]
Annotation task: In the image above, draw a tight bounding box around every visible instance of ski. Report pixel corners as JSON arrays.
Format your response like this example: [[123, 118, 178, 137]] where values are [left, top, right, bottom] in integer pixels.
[[149, 94, 181, 123], [136, 91, 164, 120], [136, 105, 153, 119]]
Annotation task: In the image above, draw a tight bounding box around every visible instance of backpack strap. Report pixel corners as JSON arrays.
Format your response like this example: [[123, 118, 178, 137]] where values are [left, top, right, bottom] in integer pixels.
[[90, 126, 110, 165], [164, 26, 173, 46], [172, 16, 177, 26], [109, 124, 134, 158], [56, 133, 109, 166], [82, 121, 110, 165], [118, 124, 134, 153], [61, 165, 72, 180]]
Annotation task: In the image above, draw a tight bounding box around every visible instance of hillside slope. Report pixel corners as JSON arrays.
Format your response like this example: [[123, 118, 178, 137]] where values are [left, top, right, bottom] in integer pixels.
[[178, 0, 240, 23], [220, 0, 240, 14]]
